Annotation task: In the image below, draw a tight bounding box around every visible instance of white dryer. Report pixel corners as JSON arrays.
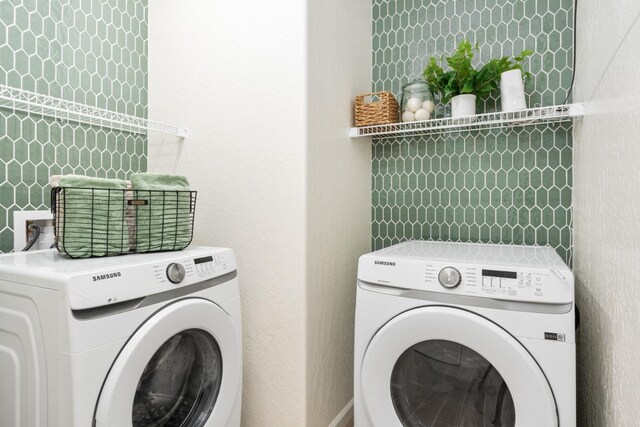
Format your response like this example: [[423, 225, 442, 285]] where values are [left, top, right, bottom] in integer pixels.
[[0, 246, 242, 427], [355, 240, 575, 427]]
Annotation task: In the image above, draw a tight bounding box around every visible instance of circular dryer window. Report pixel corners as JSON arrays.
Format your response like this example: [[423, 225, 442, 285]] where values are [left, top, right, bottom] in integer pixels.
[[360, 306, 558, 427], [132, 329, 223, 427], [94, 299, 241, 427], [391, 339, 515, 426]]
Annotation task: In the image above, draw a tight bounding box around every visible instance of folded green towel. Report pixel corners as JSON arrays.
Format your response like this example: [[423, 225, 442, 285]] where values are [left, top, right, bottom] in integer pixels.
[[57, 176, 129, 258], [130, 173, 193, 252], [130, 174, 190, 191], [58, 175, 129, 189]]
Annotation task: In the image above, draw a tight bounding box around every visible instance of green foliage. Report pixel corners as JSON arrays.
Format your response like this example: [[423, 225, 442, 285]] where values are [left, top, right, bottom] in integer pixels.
[[423, 39, 533, 104]]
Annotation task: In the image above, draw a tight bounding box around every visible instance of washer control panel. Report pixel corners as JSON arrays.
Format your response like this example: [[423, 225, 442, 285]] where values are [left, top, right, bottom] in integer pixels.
[[166, 263, 186, 283], [362, 257, 573, 305], [193, 255, 229, 276], [429, 264, 570, 303], [68, 248, 237, 310], [438, 267, 461, 288], [152, 253, 232, 285], [480, 269, 545, 297]]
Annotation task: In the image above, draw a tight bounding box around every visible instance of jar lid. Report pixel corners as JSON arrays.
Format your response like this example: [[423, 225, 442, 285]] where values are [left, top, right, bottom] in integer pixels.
[[402, 79, 430, 91]]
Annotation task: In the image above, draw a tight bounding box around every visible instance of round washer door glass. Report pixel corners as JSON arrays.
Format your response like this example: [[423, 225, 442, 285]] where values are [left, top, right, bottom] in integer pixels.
[[391, 339, 515, 426], [360, 306, 558, 427], [94, 299, 241, 427], [132, 329, 222, 427]]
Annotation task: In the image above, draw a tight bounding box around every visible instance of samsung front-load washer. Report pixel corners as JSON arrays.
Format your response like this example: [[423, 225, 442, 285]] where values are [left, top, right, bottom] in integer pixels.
[[355, 240, 576, 427], [0, 246, 242, 427]]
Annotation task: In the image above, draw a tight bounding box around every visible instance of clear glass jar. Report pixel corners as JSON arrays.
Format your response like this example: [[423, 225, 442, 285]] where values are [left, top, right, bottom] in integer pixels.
[[400, 80, 435, 122]]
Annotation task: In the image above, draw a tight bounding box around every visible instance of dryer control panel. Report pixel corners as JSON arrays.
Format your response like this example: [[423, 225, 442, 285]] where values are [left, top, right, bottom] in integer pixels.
[[151, 252, 232, 286], [427, 264, 569, 302], [360, 256, 573, 305], [66, 248, 237, 310]]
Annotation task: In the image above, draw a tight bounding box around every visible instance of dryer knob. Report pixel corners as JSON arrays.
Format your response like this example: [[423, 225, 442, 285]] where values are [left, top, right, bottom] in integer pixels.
[[438, 267, 461, 288], [166, 263, 186, 284]]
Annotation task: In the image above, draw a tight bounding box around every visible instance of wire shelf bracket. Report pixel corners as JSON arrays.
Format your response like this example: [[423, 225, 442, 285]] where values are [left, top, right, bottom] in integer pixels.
[[349, 103, 585, 138], [0, 84, 188, 138]]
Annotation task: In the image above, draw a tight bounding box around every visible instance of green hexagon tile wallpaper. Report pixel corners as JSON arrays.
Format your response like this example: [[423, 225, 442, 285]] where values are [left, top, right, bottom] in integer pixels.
[[0, 0, 148, 252], [371, 0, 574, 264]]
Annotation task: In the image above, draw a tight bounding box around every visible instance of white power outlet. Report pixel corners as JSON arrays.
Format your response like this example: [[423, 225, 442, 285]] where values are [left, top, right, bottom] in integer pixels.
[[13, 210, 54, 252]]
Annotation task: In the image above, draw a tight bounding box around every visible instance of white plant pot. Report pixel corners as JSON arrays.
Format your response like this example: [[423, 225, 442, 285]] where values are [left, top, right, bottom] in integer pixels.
[[500, 69, 527, 112], [451, 94, 476, 118]]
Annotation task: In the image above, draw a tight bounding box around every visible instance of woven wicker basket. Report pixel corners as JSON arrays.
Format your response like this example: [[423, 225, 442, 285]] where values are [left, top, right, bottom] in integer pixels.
[[354, 91, 399, 127]]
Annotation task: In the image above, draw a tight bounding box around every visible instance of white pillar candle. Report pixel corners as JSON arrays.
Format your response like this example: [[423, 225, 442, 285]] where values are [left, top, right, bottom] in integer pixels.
[[500, 69, 527, 112]]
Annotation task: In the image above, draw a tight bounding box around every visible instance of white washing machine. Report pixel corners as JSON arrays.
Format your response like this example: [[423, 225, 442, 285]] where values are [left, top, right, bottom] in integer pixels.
[[355, 240, 575, 427], [0, 246, 242, 427]]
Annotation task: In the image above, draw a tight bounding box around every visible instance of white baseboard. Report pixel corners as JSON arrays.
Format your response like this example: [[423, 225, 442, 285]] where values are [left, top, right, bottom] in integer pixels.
[[328, 399, 354, 427]]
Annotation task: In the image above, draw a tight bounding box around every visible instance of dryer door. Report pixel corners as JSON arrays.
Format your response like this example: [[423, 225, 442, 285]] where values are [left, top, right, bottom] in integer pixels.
[[361, 306, 558, 427], [94, 298, 241, 427]]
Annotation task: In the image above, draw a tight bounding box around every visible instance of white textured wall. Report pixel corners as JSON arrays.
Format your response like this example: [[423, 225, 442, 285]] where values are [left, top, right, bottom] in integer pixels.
[[573, 1, 640, 425], [149, 1, 371, 426], [306, 0, 371, 426], [148, 1, 307, 426]]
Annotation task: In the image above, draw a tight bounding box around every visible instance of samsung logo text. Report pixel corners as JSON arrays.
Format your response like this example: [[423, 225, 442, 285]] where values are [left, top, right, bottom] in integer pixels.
[[93, 272, 122, 282]]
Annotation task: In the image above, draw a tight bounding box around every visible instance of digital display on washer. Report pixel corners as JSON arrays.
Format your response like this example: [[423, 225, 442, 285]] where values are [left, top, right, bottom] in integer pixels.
[[194, 256, 213, 264], [482, 269, 517, 279]]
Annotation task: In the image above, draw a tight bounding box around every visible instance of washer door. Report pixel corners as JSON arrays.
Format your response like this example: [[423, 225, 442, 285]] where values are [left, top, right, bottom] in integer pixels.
[[361, 306, 557, 427], [94, 298, 240, 427]]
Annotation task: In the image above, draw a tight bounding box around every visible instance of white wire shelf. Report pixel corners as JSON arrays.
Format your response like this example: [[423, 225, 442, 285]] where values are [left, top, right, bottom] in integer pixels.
[[349, 103, 585, 138], [0, 84, 188, 138]]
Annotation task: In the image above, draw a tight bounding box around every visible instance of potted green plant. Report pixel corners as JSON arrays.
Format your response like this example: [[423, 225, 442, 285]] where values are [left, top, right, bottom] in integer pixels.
[[498, 52, 533, 112], [423, 40, 533, 118]]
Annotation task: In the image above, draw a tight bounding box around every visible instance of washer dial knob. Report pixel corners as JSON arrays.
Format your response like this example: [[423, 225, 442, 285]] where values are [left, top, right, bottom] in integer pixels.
[[166, 263, 186, 284], [438, 267, 461, 288]]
